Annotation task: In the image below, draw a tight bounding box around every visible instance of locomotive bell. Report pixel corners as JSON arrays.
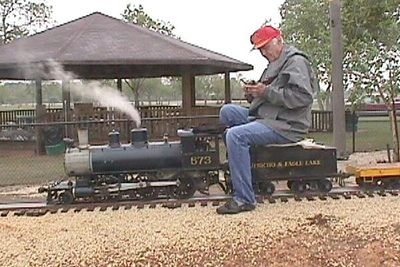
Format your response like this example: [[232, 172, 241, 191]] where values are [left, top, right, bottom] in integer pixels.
[[131, 128, 148, 147], [108, 130, 121, 148]]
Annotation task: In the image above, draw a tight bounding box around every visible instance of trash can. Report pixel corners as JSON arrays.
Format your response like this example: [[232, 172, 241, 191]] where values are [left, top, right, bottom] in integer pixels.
[[45, 142, 65, 156], [345, 111, 358, 132], [44, 126, 65, 155]]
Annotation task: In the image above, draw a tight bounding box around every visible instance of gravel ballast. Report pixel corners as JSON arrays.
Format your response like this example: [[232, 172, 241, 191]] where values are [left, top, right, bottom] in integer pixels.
[[1, 196, 400, 267]]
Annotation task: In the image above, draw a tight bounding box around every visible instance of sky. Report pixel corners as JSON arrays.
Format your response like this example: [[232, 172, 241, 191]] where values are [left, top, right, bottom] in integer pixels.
[[50, 0, 285, 80]]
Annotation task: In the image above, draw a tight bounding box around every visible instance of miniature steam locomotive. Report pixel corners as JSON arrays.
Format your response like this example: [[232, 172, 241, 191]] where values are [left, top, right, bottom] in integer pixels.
[[39, 127, 342, 204]]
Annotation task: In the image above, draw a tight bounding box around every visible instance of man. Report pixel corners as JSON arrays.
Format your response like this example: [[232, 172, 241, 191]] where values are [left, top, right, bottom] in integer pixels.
[[216, 25, 318, 215]]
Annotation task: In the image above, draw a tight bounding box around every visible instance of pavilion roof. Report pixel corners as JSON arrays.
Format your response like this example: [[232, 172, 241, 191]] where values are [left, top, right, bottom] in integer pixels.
[[0, 12, 252, 80]]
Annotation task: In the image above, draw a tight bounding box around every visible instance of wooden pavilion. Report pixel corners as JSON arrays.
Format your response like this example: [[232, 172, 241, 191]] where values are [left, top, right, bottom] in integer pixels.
[[0, 12, 252, 153]]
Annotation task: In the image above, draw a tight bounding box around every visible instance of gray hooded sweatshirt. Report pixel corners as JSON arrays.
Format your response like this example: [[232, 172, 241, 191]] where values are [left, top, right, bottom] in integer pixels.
[[248, 45, 318, 142]]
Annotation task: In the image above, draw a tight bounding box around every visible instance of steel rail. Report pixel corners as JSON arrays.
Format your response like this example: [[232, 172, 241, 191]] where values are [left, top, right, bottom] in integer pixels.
[[1, 186, 398, 217]]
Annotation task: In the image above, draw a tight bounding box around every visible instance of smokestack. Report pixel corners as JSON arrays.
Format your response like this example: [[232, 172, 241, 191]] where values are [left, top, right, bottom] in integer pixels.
[[131, 128, 148, 147], [108, 131, 121, 148], [77, 128, 89, 148]]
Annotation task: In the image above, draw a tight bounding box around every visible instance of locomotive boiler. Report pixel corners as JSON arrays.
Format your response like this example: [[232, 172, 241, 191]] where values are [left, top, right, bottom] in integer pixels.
[[39, 126, 344, 204], [40, 128, 222, 204]]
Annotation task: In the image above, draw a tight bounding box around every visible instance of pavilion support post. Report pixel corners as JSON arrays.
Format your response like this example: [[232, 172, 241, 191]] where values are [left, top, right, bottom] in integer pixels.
[[35, 79, 46, 155], [118, 78, 130, 141], [62, 80, 71, 138], [224, 72, 231, 104], [117, 78, 122, 92], [106, 78, 122, 124], [182, 73, 195, 116]]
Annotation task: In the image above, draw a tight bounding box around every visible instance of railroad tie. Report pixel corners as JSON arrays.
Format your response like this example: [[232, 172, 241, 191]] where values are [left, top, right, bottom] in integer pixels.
[[14, 210, 27, 216], [355, 192, 366, 198], [343, 194, 351, 200], [74, 207, 83, 213], [148, 204, 157, 209], [26, 210, 48, 217], [0, 211, 9, 217], [211, 201, 220, 207], [200, 201, 208, 207], [60, 207, 70, 213], [329, 194, 340, 200], [85, 206, 95, 212], [294, 195, 302, 202], [306, 196, 315, 201], [49, 208, 59, 214], [280, 197, 288, 203], [377, 191, 387, 197], [366, 191, 374, 197], [99, 206, 108, 212], [318, 195, 327, 201], [124, 204, 133, 210]]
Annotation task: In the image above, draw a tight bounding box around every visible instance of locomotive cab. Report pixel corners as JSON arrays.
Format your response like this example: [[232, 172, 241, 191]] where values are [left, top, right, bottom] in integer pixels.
[[178, 129, 221, 170]]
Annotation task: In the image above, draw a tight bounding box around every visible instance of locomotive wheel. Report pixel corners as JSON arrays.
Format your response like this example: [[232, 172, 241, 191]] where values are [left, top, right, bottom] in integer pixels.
[[290, 181, 306, 193], [259, 182, 275, 196], [173, 178, 196, 199], [59, 190, 74, 204], [318, 179, 333, 193], [46, 191, 58, 204]]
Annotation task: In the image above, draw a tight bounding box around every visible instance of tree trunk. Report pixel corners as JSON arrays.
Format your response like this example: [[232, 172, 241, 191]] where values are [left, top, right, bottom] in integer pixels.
[[389, 102, 400, 162], [315, 81, 324, 110], [134, 89, 139, 107], [324, 83, 332, 111], [2, 18, 7, 44], [124, 79, 142, 107]]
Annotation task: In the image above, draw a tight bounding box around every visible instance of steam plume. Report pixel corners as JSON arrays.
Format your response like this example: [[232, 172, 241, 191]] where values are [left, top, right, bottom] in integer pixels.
[[37, 60, 141, 127]]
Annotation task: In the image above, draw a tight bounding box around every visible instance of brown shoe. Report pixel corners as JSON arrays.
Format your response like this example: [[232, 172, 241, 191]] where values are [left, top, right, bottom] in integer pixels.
[[216, 199, 255, 215]]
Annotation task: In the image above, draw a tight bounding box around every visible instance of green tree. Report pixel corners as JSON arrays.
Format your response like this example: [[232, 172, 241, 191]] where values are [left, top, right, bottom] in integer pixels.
[[121, 3, 176, 37], [0, 0, 53, 44], [195, 75, 225, 105], [230, 77, 246, 101], [121, 3, 177, 106], [280, 0, 400, 159], [280, 0, 332, 110]]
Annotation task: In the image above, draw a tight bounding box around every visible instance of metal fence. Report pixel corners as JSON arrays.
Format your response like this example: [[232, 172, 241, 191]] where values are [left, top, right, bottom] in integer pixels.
[[0, 114, 397, 188], [0, 116, 220, 187]]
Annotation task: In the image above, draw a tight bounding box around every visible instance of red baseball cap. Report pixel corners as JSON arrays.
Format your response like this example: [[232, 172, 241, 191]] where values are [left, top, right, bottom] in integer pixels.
[[250, 26, 281, 50]]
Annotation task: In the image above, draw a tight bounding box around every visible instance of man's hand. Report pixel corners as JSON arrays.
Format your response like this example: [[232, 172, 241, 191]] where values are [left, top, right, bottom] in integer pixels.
[[244, 82, 267, 98]]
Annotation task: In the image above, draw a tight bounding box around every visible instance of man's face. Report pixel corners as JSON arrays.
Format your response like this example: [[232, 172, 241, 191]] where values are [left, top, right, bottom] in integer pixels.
[[258, 38, 282, 62]]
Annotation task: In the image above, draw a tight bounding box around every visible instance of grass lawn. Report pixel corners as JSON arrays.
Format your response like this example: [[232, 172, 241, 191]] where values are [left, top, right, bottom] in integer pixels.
[[307, 117, 397, 152]]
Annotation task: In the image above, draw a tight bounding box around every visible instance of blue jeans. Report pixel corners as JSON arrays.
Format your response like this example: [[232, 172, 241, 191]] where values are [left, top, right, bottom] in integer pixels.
[[220, 104, 291, 205]]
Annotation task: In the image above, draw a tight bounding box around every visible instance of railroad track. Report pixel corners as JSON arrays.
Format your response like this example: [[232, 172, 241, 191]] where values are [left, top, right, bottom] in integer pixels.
[[1, 186, 398, 217]]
